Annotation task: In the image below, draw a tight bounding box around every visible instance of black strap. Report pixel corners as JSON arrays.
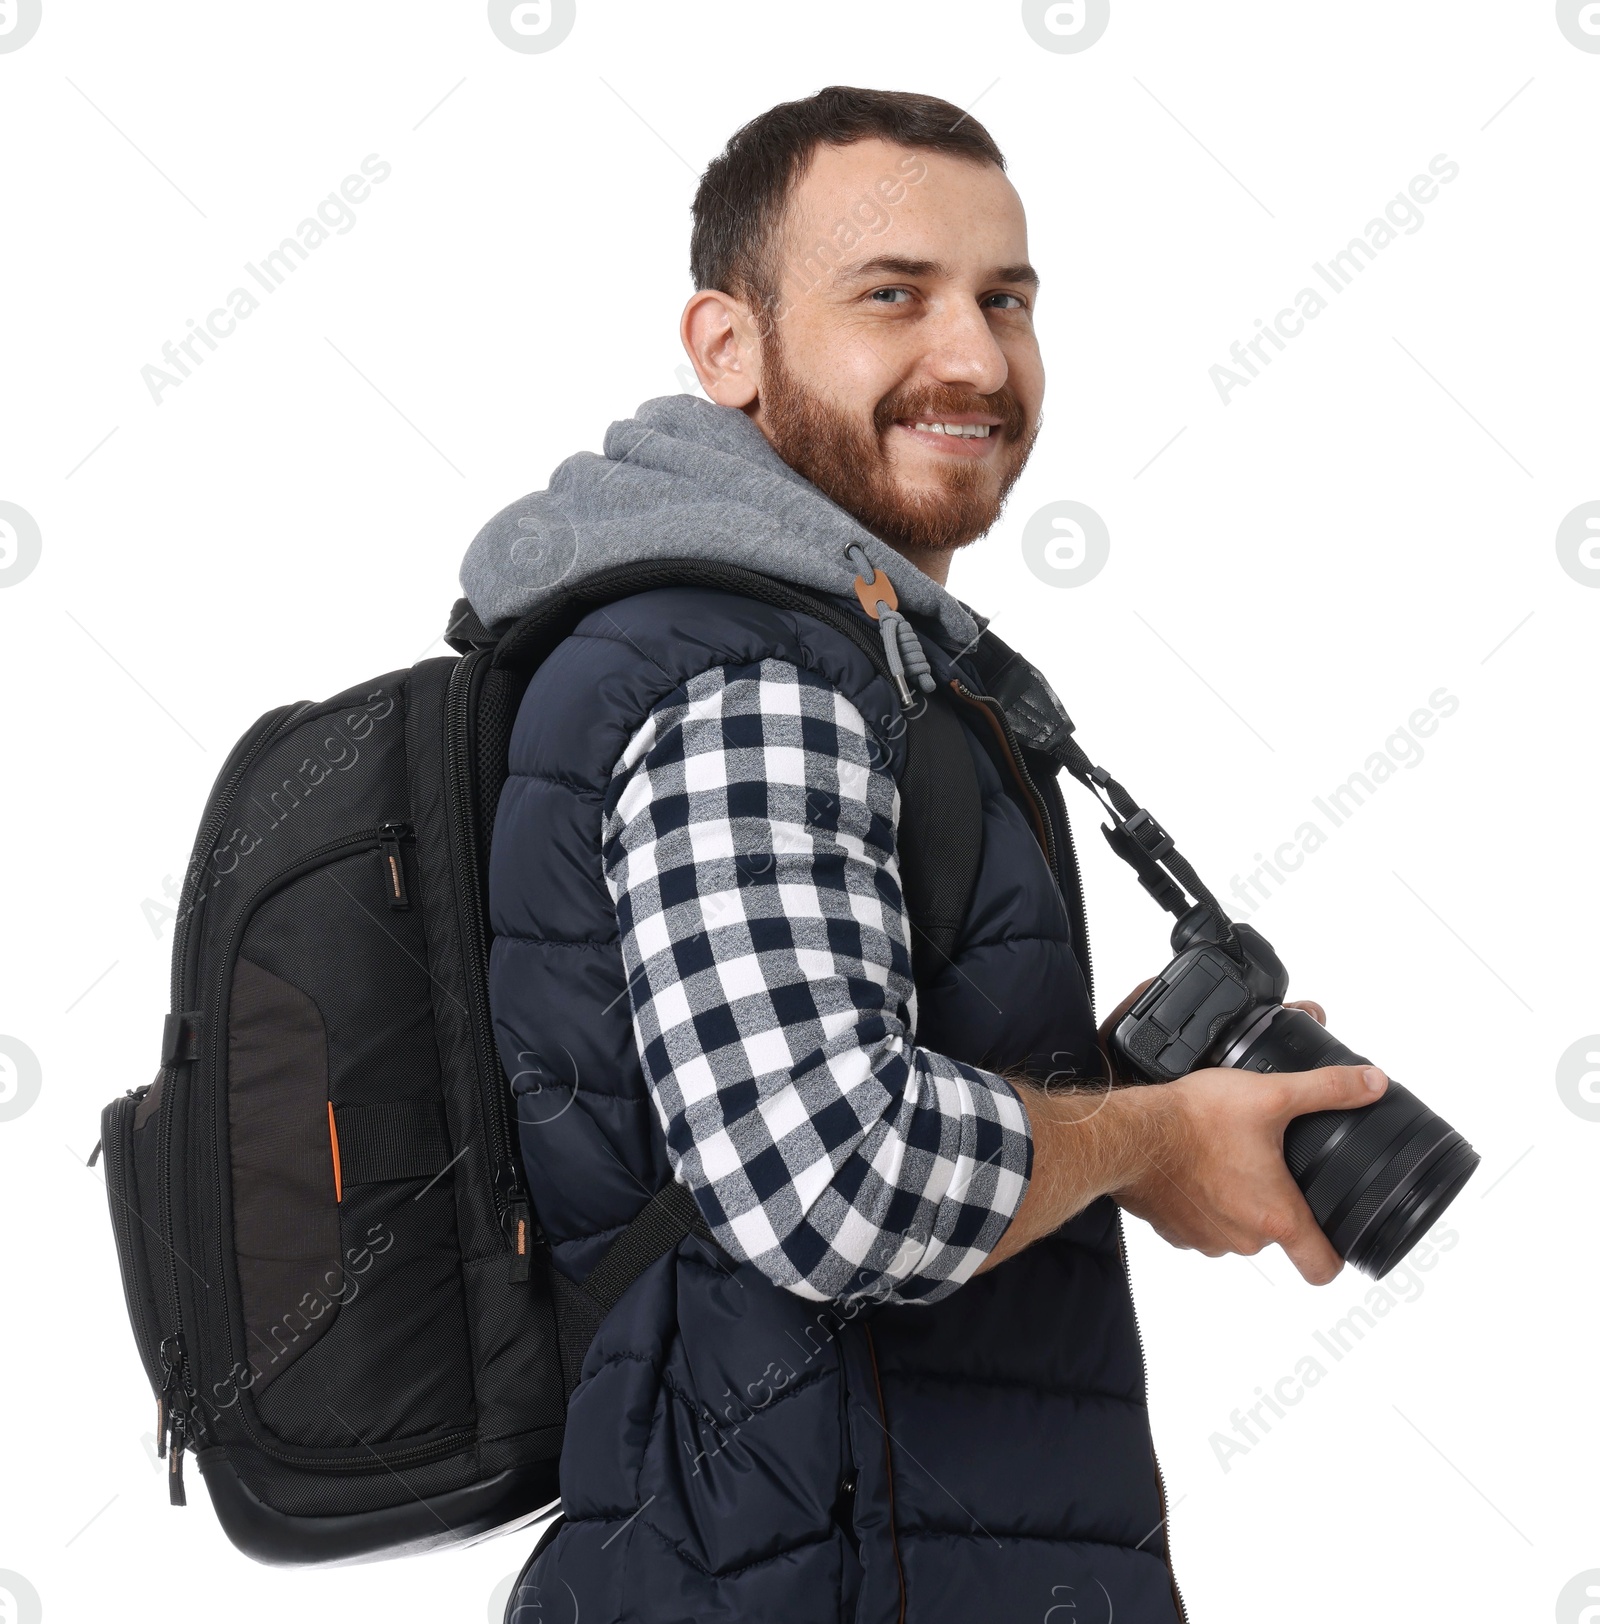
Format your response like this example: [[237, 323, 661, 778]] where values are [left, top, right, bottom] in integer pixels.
[[476, 561, 897, 678], [334, 1101, 452, 1186], [898, 692, 983, 988], [551, 1181, 718, 1398], [1053, 733, 1239, 953], [444, 597, 496, 654], [454, 564, 988, 984], [971, 629, 1241, 956], [580, 1181, 713, 1313]]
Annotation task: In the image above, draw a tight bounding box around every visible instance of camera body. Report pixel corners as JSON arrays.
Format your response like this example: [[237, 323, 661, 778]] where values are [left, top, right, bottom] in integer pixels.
[[1109, 906, 1478, 1279]]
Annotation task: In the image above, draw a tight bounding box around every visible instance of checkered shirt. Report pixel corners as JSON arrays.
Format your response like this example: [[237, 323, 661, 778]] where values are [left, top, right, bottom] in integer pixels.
[[600, 659, 1034, 1306]]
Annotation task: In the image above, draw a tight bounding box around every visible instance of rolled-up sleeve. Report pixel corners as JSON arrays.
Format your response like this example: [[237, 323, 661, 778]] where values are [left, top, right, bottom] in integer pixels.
[[599, 657, 1033, 1305]]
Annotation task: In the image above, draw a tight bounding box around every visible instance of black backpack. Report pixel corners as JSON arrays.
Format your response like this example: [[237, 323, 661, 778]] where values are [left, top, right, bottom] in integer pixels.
[[91, 562, 984, 1566]]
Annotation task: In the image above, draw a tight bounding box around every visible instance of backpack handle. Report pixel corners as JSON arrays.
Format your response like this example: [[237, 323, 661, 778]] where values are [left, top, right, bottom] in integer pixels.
[[443, 597, 496, 654]]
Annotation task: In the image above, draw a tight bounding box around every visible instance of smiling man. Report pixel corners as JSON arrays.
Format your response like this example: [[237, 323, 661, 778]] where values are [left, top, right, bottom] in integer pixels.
[[465, 85, 1379, 1624]]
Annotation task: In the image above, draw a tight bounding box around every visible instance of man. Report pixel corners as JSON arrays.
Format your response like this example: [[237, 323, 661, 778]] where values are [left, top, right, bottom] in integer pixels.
[[464, 86, 1386, 1624]]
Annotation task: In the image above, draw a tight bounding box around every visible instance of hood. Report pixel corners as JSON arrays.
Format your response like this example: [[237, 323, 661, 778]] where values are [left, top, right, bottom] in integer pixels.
[[458, 393, 985, 655]]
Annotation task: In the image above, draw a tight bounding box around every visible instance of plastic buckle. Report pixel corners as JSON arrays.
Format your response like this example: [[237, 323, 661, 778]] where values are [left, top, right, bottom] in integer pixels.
[[1122, 807, 1175, 863]]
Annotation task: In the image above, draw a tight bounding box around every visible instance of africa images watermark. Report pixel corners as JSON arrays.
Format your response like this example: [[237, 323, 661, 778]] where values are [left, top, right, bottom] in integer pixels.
[[1227, 685, 1459, 920], [752, 150, 931, 339], [140, 155, 391, 406], [138, 686, 398, 938], [1209, 155, 1460, 407], [1210, 1224, 1458, 1473]]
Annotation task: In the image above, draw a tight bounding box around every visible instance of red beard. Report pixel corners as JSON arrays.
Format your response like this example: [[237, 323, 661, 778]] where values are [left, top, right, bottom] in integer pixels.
[[756, 330, 1040, 559]]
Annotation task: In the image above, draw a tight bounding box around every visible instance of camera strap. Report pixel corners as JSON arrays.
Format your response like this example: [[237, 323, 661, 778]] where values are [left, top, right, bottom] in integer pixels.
[[968, 631, 1244, 958]]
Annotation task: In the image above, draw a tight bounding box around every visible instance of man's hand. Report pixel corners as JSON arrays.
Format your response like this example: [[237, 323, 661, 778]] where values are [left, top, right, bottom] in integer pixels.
[[980, 982, 1381, 1285], [1108, 1059, 1387, 1285]]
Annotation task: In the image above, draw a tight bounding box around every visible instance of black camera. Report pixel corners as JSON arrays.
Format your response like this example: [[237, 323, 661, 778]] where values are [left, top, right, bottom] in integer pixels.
[[1109, 904, 1479, 1279]]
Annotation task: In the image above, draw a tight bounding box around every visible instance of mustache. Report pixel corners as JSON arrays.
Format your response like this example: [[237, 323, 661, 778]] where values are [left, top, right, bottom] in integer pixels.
[[873, 383, 1030, 441]]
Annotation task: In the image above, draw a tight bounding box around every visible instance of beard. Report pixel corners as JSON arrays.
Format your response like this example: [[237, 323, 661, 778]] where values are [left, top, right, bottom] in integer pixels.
[[755, 327, 1041, 558]]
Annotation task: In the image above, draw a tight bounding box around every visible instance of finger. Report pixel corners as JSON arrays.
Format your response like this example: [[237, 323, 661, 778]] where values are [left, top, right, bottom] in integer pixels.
[[1288, 999, 1326, 1025], [1098, 978, 1155, 1045], [1273, 1192, 1345, 1286], [1274, 1063, 1387, 1120], [1279, 1216, 1344, 1286], [1108, 978, 1155, 1027]]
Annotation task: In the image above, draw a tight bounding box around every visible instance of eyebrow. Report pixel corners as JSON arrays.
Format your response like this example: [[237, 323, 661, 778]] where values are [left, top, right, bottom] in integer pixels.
[[837, 254, 1041, 289]]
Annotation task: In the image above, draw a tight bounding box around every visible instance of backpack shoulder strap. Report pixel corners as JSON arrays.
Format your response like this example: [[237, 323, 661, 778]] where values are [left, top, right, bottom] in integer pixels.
[[897, 689, 982, 990], [450, 568, 985, 986]]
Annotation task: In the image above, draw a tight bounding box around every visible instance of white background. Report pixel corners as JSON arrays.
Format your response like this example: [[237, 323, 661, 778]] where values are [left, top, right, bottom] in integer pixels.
[[2, 3, 1596, 1621]]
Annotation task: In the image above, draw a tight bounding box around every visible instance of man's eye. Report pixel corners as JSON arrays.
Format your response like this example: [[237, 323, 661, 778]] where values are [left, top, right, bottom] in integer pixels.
[[984, 292, 1027, 310], [868, 288, 912, 304]]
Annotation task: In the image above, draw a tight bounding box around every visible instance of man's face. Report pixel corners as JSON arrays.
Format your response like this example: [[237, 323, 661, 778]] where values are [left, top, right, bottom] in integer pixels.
[[747, 137, 1044, 562]]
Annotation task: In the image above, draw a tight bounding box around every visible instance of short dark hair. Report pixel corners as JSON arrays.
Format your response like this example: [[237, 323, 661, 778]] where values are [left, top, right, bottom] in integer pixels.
[[688, 86, 1006, 312]]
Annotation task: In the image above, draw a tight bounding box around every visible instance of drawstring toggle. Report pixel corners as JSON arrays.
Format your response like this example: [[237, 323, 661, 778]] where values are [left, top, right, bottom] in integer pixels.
[[844, 545, 936, 708]]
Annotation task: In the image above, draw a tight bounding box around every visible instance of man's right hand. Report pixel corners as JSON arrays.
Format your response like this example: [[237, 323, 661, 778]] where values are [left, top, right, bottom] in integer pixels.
[[977, 1059, 1389, 1285], [1109, 1061, 1389, 1285]]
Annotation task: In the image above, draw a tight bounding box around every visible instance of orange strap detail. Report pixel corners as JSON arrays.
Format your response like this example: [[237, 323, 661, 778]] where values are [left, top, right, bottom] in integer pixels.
[[327, 1100, 343, 1203]]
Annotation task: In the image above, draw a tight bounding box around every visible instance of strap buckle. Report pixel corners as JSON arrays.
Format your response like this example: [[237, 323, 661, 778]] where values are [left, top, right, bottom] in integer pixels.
[[1120, 806, 1175, 863]]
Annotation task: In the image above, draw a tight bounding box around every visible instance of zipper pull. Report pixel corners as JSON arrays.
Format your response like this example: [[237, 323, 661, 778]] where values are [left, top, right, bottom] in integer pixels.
[[87, 1139, 102, 1166], [379, 823, 410, 910], [168, 1409, 188, 1506], [497, 1167, 535, 1281], [157, 1336, 180, 1460], [506, 1194, 532, 1282]]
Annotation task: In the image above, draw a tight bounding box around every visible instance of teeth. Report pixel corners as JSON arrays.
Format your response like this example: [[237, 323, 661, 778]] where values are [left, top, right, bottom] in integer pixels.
[[911, 422, 991, 438]]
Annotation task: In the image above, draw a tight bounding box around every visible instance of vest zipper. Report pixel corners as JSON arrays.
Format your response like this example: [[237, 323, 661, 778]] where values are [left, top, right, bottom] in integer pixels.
[[862, 1323, 907, 1624], [1117, 1208, 1189, 1623]]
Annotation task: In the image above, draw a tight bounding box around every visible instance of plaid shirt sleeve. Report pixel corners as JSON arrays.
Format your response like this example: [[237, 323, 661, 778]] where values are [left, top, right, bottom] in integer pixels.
[[599, 657, 1034, 1306]]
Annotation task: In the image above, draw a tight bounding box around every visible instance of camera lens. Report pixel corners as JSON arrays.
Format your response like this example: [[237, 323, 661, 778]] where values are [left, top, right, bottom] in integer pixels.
[[1224, 1006, 1478, 1278]]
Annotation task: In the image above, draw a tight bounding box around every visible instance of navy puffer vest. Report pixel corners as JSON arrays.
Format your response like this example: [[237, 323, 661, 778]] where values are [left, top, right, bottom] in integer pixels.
[[489, 584, 1183, 1624]]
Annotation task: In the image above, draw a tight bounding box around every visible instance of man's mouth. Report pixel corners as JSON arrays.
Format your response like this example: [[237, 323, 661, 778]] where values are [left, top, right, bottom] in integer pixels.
[[893, 416, 1002, 458]]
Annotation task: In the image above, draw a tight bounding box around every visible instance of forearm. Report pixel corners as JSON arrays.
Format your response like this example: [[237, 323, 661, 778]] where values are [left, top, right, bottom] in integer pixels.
[[975, 1080, 1187, 1274]]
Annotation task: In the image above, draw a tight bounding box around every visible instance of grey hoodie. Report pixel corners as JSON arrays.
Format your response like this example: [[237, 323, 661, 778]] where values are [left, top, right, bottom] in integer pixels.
[[458, 392, 986, 655]]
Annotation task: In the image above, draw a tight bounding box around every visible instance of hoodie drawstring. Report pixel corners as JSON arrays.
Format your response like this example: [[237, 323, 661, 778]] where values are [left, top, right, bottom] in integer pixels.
[[845, 545, 936, 707]]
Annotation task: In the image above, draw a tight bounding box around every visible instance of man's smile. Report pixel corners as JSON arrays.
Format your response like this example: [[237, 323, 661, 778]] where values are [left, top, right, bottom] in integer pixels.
[[891, 414, 1003, 459]]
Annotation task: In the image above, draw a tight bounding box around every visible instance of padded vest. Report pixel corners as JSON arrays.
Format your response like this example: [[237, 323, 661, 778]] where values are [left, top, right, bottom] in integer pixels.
[[488, 585, 1184, 1624]]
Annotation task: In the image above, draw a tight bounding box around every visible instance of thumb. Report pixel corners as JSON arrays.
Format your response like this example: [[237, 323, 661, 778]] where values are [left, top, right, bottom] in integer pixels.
[[1277, 1063, 1388, 1119]]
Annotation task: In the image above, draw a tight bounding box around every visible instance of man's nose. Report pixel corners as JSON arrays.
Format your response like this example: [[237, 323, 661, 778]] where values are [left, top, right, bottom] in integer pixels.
[[917, 297, 1009, 397]]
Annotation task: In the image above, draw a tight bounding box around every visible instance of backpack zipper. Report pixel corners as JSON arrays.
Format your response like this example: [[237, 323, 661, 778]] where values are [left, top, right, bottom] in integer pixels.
[[102, 1087, 164, 1398], [152, 700, 312, 1493], [170, 701, 311, 1010], [445, 651, 533, 1276]]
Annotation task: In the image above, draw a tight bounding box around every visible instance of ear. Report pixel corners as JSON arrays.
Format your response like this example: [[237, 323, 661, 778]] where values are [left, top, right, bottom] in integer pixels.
[[679, 288, 762, 408]]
